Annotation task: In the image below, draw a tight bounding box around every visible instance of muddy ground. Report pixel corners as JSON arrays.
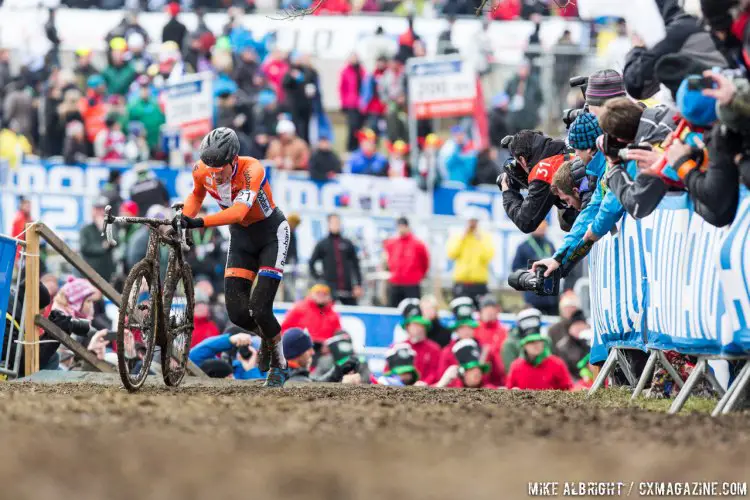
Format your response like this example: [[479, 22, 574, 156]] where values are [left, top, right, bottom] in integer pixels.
[[0, 380, 748, 500]]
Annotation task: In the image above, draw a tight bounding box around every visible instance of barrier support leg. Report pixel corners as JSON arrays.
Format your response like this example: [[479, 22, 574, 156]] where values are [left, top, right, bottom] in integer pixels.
[[668, 358, 706, 415], [721, 361, 750, 415], [588, 348, 618, 397], [711, 362, 747, 417], [631, 350, 658, 400], [703, 361, 725, 397], [616, 350, 638, 387], [656, 350, 685, 389]]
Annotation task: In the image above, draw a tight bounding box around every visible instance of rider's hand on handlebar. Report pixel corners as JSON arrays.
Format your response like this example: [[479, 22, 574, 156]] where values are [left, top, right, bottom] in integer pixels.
[[179, 215, 205, 229]]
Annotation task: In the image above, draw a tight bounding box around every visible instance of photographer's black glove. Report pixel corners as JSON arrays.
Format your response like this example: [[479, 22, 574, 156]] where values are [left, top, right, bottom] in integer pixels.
[[712, 123, 744, 158], [179, 215, 205, 229]]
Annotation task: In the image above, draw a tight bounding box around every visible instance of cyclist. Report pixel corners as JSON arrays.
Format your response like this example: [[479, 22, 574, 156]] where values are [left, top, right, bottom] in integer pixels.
[[178, 127, 291, 387]]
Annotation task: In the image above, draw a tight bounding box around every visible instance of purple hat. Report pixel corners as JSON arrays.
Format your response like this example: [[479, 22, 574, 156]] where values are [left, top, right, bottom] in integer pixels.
[[585, 69, 626, 106]]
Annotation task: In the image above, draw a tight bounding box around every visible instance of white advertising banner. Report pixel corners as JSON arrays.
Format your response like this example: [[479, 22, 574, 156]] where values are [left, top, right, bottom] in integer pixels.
[[163, 72, 214, 140], [407, 57, 477, 120]]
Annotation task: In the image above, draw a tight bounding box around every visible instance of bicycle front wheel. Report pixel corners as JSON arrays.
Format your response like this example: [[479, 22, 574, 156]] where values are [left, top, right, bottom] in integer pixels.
[[161, 263, 195, 387], [117, 261, 159, 392]]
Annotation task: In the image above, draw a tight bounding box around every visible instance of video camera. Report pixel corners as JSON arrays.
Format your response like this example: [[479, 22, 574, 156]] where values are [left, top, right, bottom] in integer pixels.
[[562, 75, 589, 129], [507, 261, 561, 297]]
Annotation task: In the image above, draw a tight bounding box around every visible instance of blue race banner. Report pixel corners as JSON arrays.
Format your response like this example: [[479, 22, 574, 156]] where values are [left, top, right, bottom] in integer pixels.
[[589, 187, 750, 363], [0, 236, 18, 352]]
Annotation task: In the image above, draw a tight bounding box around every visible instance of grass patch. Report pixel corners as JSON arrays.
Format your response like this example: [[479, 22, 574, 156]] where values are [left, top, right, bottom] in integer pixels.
[[587, 387, 718, 414]]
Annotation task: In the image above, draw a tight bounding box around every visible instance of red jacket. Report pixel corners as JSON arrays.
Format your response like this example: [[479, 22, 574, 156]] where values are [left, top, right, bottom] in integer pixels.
[[314, 0, 351, 15], [339, 63, 365, 110], [281, 298, 342, 343], [489, 0, 520, 20], [506, 355, 573, 391], [262, 58, 290, 104], [474, 320, 508, 350], [407, 338, 442, 385], [191, 316, 219, 348], [383, 233, 430, 286], [437, 338, 505, 388], [11, 211, 30, 259]]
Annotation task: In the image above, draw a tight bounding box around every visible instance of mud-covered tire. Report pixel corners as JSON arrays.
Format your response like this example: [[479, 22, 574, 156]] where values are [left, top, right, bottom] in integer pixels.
[[161, 263, 194, 387], [117, 261, 158, 393]]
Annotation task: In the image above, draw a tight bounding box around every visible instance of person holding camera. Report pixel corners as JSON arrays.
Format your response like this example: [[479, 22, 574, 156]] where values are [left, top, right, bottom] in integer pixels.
[[498, 130, 576, 233], [709, 70, 750, 190], [189, 328, 264, 380], [282, 328, 360, 384]]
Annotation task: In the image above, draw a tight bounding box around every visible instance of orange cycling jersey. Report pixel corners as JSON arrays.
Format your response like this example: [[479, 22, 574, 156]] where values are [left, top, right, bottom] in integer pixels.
[[184, 156, 278, 227]]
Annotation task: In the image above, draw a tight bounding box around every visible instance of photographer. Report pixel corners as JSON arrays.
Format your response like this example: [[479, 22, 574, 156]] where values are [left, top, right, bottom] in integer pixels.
[[4, 280, 54, 375], [282, 328, 360, 384], [711, 71, 750, 190], [188, 328, 264, 380], [499, 130, 577, 233]]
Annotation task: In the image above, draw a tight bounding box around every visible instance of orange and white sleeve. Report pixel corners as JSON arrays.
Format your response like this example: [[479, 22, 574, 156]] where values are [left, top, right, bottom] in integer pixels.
[[183, 166, 207, 218]]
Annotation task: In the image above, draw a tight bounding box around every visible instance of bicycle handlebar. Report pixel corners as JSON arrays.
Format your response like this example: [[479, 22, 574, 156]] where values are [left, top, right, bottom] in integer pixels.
[[102, 205, 192, 252]]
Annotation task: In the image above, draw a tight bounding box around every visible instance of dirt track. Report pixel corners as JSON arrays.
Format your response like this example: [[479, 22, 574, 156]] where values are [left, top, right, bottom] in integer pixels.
[[0, 381, 748, 500]]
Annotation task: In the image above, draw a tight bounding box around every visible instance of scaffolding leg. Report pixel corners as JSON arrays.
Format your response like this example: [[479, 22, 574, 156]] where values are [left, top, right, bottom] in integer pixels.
[[631, 350, 658, 400], [668, 358, 706, 415], [588, 348, 618, 397], [616, 350, 638, 387], [703, 361, 726, 398], [721, 361, 750, 415], [657, 350, 685, 389], [711, 364, 745, 417]]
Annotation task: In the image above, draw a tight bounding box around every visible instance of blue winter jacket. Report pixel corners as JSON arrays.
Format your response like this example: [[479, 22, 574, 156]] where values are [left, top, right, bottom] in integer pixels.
[[348, 150, 389, 176], [441, 140, 477, 186], [189, 334, 264, 380]]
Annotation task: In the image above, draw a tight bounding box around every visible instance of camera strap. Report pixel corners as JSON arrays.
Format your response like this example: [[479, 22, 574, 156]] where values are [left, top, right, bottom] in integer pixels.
[[527, 237, 552, 260]]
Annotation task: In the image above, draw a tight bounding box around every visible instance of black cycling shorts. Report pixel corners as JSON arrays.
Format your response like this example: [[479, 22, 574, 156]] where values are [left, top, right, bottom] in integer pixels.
[[225, 208, 290, 282]]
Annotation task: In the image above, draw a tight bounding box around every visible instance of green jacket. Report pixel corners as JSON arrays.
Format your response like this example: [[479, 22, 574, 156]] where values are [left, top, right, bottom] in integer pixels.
[[102, 62, 137, 96], [127, 98, 166, 150], [79, 223, 115, 281]]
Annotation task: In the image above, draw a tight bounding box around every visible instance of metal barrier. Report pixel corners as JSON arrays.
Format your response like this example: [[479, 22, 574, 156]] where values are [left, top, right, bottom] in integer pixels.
[[0, 241, 26, 379]]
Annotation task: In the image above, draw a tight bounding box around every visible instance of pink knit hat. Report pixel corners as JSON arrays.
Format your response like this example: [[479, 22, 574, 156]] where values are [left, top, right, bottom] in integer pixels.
[[59, 277, 96, 314]]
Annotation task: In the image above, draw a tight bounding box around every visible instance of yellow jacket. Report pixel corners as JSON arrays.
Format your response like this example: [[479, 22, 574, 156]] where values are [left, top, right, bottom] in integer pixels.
[[446, 229, 495, 284], [0, 129, 31, 169]]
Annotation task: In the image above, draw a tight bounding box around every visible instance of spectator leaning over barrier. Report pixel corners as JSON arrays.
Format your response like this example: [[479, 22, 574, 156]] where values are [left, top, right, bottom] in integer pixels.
[[446, 212, 495, 306], [420, 295, 452, 348], [511, 220, 558, 315], [348, 128, 388, 176], [383, 216, 430, 307], [439, 125, 477, 187], [308, 214, 363, 305], [283, 328, 360, 384], [80, 197, 116, 281], [474, 294, 508, 350], [399, 298, 442, 386], [376, 343, 420, 386], [266, 119, 310, 171], [281, 284, 342, 346], [129, 162, 171, 216], [436, 297, 505, 388], [308, 133, 342, 181], [188, 328, 264, 380]]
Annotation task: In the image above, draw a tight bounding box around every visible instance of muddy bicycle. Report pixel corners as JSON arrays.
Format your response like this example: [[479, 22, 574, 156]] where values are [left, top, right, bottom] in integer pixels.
[[102, 203, 195, 392]]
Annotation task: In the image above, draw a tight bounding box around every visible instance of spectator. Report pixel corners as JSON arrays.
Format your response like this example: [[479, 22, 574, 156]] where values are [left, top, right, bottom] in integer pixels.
[[308, 134, 342, 181], [436, 297, 505, 388], [446, 213, 495, 305], [383, 216, 430, 307], [11, 197, 31, 257], [79, 75, 109, 146], [286, 212, 301, 267], [80, 197, 116, 281], [308, 214, 363, 305], [505, 62, 543, 133], [314, 0, 352, 15], [189, 329, 264, 380], [420, 295, 452, 347], [191, 288, 220, 347], [506, 313, 573, 391], [3, 79, 34, 145], [416, 133, 443, 190], [233, 47, 260, 99], [340, 53, 366, 152], [553, 30, 580, 99], [162, 2, 188, 52], [379, 58, 407, 142], [123, 122, 150, 162], [475, 294, 508, 349], [384, 140, 410, 177], [0, 49, 11, 117], [126, 81, 165, 153], [470, 19, 494, 76], [103, 38, 137, 97], [261, 49, 290, 104], [284, 53, 319, 143], [73, 48, 100, 92], [266, 120, 310, 170], [511, 220, 557, 315], [348, 128, 388, 175], [547, 291, 581, 346], [129, 163, 171, 216], [93, 113, 126, 161], [101, 170, 123, 216], [376, 343, 420, 386], [502, 307, 546, 370], [437, 16, 459, 55], [62, 120, 88, 164], [249, 128, 271, 160], [395, 16, 420, 62], [355, 26, 397, 71], [252, 88, 281, 140], [359, 56, 388, 135], [439, 125, 477, 186], [283, 328, 359, 383], [185, 208, 226, 293], [398, 298, 442, 385], [489, 93, 510, 149], [555, 310, 592, 382], [435, 338, 498, 389], [0, 120, 32, 169], [280, 284, 342, 345], [126, 33, 153, 77], [472, 147, 502, 186]]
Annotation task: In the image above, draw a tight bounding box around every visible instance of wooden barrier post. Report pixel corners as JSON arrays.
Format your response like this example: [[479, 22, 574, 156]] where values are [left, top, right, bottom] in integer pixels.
[[23, 223, 40, 376]]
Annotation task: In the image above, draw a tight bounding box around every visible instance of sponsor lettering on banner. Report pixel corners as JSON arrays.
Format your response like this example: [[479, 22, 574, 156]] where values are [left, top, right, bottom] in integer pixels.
[[163, 73, 214, 140]]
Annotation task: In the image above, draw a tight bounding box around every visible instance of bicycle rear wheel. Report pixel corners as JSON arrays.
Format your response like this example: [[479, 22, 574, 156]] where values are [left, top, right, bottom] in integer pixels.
[[161, 263, 195, 387], [117, 261, 159, 392]]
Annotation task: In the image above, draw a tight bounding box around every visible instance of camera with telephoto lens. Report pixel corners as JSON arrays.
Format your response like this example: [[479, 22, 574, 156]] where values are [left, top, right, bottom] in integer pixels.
[[562, 76, 589, 129], [508, 261, 561, 297], [497, 135, 529, 190], [47, 309, 93, 337]]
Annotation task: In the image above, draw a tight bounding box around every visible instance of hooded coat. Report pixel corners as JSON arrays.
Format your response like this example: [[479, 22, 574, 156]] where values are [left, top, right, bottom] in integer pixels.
[[502, 135, 577, 233], [623, 0, 728, 99]]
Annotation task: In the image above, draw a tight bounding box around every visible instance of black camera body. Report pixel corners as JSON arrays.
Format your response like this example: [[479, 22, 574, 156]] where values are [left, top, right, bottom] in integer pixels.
[[508, 262, 561, 297], [562, 76, 590, 129], [47, 309, 93, 337], [597, 133, 631, 159]]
